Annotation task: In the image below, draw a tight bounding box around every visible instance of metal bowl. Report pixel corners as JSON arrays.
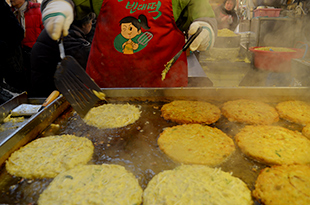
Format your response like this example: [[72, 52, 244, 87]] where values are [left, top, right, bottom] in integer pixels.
[[252, 0, 285, 7]]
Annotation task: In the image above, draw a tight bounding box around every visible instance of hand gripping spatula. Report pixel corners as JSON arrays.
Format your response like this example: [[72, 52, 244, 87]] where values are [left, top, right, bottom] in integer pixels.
[[54, 39, 106, 117], [162, 27, 203, 80]]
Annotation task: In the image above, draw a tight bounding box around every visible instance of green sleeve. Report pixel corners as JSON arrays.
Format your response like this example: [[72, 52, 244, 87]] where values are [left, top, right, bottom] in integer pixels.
[[72, 0, 103, 20], [172, 0, 216, 31]]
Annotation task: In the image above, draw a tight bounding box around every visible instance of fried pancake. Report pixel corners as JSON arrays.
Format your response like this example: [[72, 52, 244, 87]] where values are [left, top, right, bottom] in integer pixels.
[[143, 165, 253, 205], [158, 124, 235, 166], [276, 100, 310, 125], [160, 100, 221, 124], [302, 124, 310, 139], [253, 164, 310, 205], [235, 125, 310, 165], [221, 99, 279, 125], [83, 103, 141, 129], [6, 135, 94, 179], [38, 164, 143, 205]]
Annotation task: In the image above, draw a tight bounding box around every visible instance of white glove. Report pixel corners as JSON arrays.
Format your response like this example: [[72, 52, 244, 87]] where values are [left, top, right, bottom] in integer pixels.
[[42, 0, 74, 40], [188, 21, 215, 51]]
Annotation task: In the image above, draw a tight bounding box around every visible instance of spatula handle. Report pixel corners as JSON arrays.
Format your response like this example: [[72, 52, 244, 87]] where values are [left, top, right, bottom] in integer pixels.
[[58, 39, 65, 59], [182, 27, 203, 51], [42, 90, 60, 107], [38, 90, 60, 112]]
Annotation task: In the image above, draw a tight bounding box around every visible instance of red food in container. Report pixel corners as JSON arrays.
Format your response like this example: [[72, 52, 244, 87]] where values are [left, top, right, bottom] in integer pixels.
[[249, 47, 305, 72]]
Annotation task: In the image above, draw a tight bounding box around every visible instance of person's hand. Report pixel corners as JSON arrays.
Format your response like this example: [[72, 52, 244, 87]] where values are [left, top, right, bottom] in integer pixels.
[[221, 15, 233, 24], [42, 0, 74, 40], [221, 15, 229, 22], [188, 21, 215, 51], [227, 15, 233, 24]]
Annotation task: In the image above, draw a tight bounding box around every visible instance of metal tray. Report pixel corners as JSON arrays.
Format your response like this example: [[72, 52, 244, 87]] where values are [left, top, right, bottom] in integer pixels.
[[1, 87, 310, 204]]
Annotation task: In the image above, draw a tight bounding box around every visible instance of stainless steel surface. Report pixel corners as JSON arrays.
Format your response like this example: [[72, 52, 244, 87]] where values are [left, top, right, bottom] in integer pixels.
[[1, 87, 310, 204], [250, 17, 298, 47], [187, 53, 207, 77], [101, 87, 310, 102], [0, 92, 28, 123], [291, 58, 310, 86], [59, 39, 65, 59], [0, 95, 69, 166], [0, 93, 49, 142], [2, 87, 310, 165]]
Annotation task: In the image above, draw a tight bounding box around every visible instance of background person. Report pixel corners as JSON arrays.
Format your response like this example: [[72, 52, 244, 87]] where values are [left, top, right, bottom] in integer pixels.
[[0, 0, 24, 104], [40, 0, 218, 88], [31, 13, 95, 97], [63, 12, 95, 68], [215, 0, 239, 31], [10, 0, 44, 93]]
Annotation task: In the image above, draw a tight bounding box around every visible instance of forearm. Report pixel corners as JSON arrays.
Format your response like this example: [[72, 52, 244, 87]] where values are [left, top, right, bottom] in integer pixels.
[[173, 0, 217, 33]]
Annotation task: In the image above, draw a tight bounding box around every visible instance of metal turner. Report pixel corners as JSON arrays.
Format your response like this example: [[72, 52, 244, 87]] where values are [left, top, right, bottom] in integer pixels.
[[54, 39, 106, 117], [162, 27, 203, 80]]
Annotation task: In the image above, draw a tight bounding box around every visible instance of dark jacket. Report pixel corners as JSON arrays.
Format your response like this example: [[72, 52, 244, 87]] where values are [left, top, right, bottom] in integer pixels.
[[30, 26, 91, 97], [0, 0, 25, 91], [63, 24, 91, 69], [30, 29, 59, 97]]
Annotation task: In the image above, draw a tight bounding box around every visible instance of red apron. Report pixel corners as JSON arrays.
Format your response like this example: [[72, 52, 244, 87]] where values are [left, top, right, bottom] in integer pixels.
[[86, 0, 188, 87]]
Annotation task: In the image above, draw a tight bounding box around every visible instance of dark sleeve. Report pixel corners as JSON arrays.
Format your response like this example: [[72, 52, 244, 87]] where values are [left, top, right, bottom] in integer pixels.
[[63, 35, 91, 69], [30, 29, 60, 97]]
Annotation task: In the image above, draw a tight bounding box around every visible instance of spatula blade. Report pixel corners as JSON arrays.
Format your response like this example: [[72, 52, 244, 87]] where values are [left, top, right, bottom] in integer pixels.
[[54, 56, 101, 117]]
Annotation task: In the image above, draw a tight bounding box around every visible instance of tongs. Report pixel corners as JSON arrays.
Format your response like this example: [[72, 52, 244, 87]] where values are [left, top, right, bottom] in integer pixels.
[[161, 26, 203, 80], [54, 39, 106, 117]]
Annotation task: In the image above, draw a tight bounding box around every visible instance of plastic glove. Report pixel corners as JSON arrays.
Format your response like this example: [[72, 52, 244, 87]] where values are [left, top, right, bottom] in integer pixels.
[[42, 0, 74, 40], [188, 21, 215, 51]]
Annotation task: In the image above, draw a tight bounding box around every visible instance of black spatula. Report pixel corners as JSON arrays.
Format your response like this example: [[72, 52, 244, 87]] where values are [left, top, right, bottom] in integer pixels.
[[54, 39, 106, 117]]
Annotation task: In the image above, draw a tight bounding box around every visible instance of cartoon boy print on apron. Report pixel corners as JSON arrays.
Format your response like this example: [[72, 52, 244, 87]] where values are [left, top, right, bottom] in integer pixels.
[[86, 0, 188, 88], [114, 15, 152, 54]]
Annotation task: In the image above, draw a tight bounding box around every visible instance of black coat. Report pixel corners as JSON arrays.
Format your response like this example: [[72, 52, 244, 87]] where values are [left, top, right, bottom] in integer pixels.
[[30, 29, 59, 97], [30, 26, 91, 97], [0, 0, 25, 91], [63, 25, 91, 69]]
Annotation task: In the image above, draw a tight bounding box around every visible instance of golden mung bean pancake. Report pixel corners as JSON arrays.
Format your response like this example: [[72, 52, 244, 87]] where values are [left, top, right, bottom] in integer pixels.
[[83, 103, 141, 129], [38, 164, 143, 205], [276, 100, 310, 125], [221, 99, 279, 125], [158, 124, 235, 166], [253, 164, 310, 205], [143, 165, 253, 205], [302, 124, 310, 139], [6, 135, 94, 179], [235, 125, 310, 165], [161, 100, 221, 124]]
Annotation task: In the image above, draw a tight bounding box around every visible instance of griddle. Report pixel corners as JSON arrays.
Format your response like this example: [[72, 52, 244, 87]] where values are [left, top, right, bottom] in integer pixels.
[[0, 87, 309, 204]]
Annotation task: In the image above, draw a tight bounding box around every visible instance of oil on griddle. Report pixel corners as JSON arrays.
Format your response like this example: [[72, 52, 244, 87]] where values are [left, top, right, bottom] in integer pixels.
[[0, 100, 305, 204]]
